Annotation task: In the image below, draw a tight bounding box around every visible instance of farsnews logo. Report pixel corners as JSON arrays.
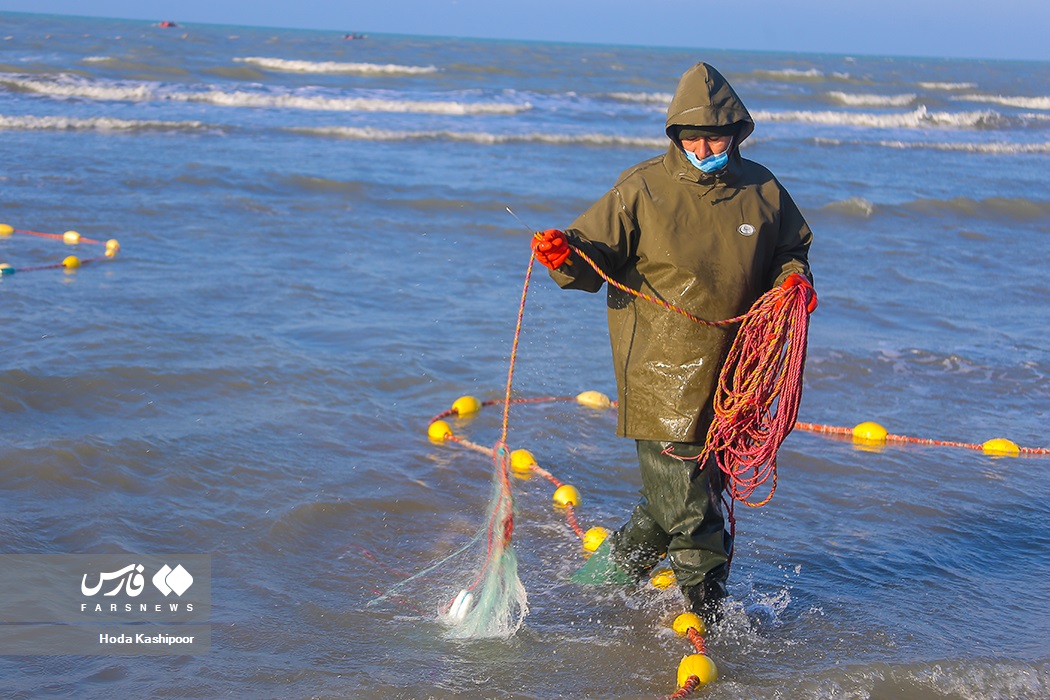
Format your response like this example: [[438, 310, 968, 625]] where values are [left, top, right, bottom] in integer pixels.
[[81, 564, 147, 597], [153, 564, 194, 597], [0, 553, 209, 632], [82, 563, 194, 598]]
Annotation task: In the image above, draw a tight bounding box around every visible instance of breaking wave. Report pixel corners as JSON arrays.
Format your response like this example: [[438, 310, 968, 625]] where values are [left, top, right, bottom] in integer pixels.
[[285, 125, 665, 148], [234, 57, 438, 75], [917, 81, 977, 90], [953, 94, 1050, 110], [606, 91, 673, 105], [822, 197, 876, 217], [753, 105, 1003, 129], [817, 194, 1050, 221], [827, 92, 918, 107], [177, 90, 526, 114], [814, 137, 1050, 154], [876, 140, 1050, 154], [0, 113, 209, 132], [749, 68, 841, 81], [0, 74, 528, 115]]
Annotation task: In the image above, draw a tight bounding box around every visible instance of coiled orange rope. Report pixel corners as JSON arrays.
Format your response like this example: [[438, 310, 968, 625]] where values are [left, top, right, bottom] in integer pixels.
[[570, 245, 811, 508]]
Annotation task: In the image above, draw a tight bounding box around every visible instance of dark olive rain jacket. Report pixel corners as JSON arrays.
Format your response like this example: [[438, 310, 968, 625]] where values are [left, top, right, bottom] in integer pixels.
[[549, 62, 813, 443]]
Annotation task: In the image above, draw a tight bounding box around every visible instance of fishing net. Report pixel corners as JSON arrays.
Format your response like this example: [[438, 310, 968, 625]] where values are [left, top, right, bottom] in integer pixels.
[[366, 446, 528, 639], [438, 449, 528, 638], [367, 246, 539, 640]]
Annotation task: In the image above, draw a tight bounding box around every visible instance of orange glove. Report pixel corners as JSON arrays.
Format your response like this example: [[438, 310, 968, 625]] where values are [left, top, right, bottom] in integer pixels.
[[781, 273, 818, 313], [531, 229, 571, 270]]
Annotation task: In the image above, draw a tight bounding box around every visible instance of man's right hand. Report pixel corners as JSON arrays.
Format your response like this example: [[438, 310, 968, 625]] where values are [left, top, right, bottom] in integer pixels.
[[531, 229, 571, 270]]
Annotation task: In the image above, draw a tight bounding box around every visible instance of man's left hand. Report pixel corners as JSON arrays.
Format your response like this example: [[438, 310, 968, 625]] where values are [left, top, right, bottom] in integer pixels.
[[781, 273, 818, 313]]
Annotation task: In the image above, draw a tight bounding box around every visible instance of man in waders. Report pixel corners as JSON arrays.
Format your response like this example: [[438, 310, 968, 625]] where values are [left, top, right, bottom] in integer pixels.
[[531, 62, 815, 622]]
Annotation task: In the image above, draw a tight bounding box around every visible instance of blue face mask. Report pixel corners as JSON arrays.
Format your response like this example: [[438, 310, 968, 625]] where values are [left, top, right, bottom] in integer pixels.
[[683, 137, 733, 173]]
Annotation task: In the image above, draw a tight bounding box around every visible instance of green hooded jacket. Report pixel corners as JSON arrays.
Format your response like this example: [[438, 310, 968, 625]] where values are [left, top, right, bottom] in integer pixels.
[[549, 62, 813, 442]]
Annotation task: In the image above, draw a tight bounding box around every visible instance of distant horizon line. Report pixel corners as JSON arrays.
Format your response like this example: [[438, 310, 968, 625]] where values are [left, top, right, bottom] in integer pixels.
[[2, 9, 1048, 64]]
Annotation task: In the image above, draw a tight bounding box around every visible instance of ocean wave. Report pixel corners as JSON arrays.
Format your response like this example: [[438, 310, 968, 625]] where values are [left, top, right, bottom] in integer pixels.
[[0, 113, 209, 132], [876, 140, 1050, 154], [953, 94, 1050, 110], [814, 136, 1050, 154], [235, 56, 438, 75], [821, 197, 876, 217], [177, 89, 527, 114], [0, 74, 528, 115], [917, 81, 977, 90], [902, 196, 1050, 221], [754, 105, 1002, 129], [0, 75, 155, 101], [819, 195, 1050, 221], [285, 125, 665, 147], [812, 194, 1050, 223], [749, 68, 840, 81], [827, 91, 917, 107], [606, 91, 673, 105]]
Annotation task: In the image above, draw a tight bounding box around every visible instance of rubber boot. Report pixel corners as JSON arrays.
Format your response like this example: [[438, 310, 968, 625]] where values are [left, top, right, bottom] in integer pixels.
[[681, 578, 727, 624]]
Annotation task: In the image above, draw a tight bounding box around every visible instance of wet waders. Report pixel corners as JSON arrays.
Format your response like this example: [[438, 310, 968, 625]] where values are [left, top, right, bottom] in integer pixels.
[[574, 440, 732, 619]]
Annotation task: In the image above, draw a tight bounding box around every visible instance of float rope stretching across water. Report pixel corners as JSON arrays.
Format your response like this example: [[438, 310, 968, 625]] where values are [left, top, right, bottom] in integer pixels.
[[0, 223, 120, 274]]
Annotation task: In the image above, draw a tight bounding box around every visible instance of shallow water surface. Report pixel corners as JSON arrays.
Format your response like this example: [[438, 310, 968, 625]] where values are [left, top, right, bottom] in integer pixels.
[[1, 11, 1049, 699]]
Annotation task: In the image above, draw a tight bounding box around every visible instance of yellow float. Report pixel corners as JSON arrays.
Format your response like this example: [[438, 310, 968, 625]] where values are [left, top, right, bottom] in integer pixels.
[[982, 438, 1020, 456], [452, 395, 481, 416], [852, 421, 887, 443], [672, 612, 705, 637], [677, 653, 718, 687], [427, 420, 452, 443], [552, 484, 580, 507]]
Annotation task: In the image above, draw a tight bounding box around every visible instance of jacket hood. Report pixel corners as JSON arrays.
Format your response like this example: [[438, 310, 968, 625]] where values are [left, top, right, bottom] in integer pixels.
[[665, 62, 754, 145]]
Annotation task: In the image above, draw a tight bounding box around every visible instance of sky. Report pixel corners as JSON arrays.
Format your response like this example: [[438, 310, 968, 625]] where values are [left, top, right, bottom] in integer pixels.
[[3, 0, 1050, 62]]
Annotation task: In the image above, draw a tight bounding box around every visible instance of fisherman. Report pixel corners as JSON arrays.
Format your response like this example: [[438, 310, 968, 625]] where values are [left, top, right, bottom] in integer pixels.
[[531, 62, 816, 622]]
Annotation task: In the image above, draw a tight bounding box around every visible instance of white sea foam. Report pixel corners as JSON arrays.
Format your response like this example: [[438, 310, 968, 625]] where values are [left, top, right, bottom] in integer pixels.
[[81, 56, 113, 64], [953, 94, 1050, 110], [606, 91, 673, 105], [817, 135, 1050, 154], [235, 56, 438, 75], [753, 68, 826, 80], [286, 125, 666, 148], [177, 89, 527, 114], [876, 140, 1050, 154], [753, 105, 1001, 129], [918, 81, 977, 90], [822, 197, 876, 217], [0, 75, 528, 115], [827, 92, 917, 107], [1, 75, 155, 101], [0, 113, 206, 131]]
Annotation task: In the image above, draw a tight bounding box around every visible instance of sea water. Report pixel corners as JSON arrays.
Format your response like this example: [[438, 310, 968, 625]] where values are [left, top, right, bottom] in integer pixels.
[[1, 11, 1048, 698]]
